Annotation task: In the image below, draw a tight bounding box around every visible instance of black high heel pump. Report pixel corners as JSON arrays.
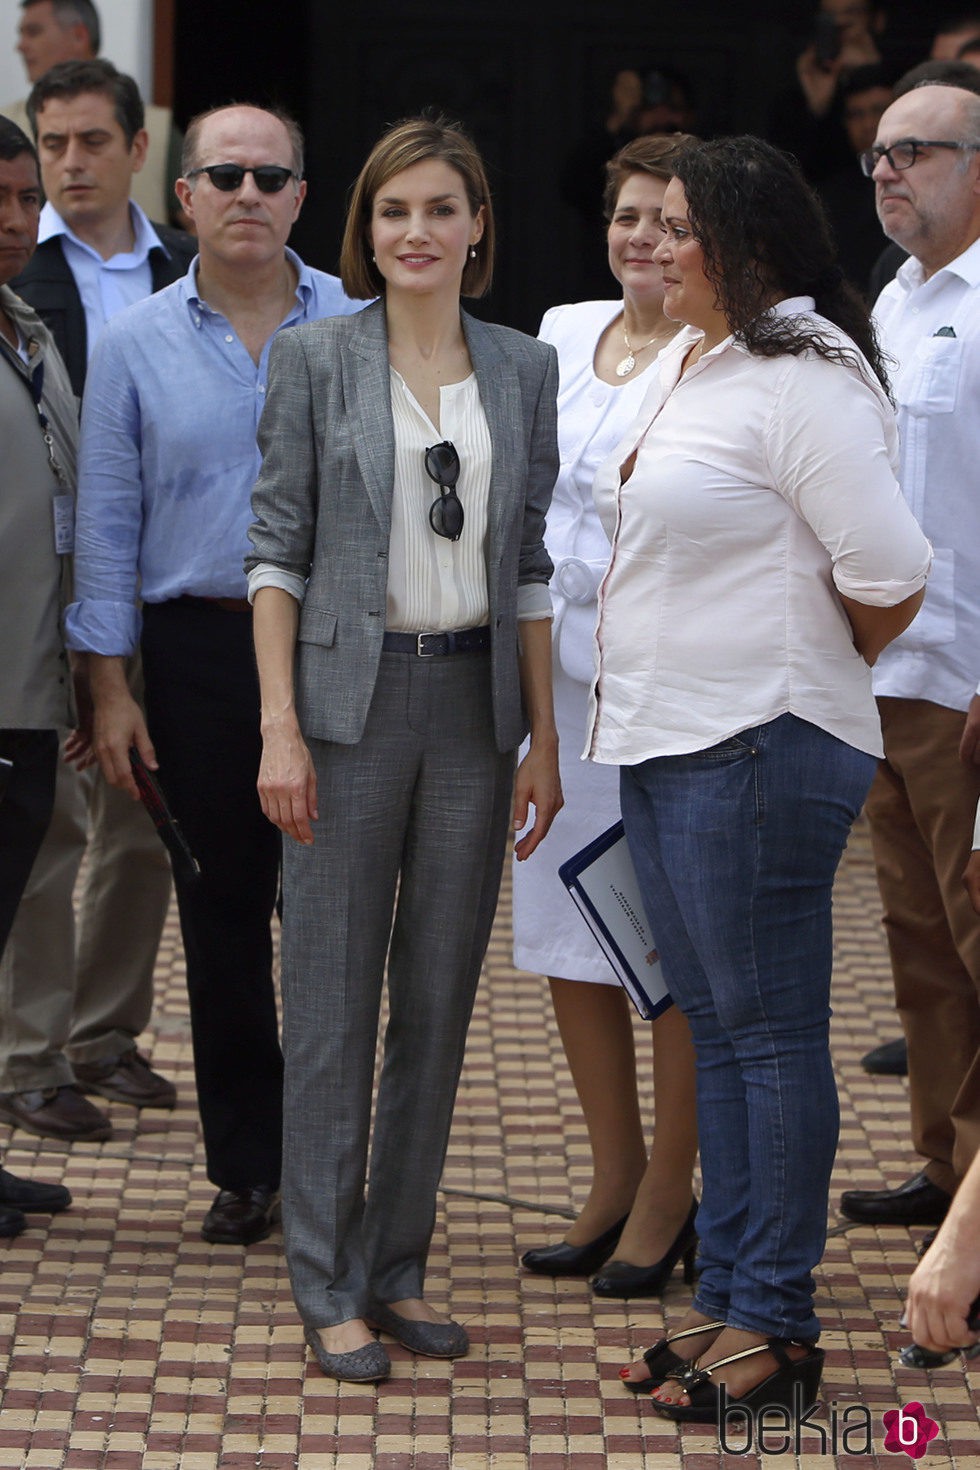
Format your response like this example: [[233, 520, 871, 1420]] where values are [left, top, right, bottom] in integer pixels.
[[520, 1213, 628, 1277], [591, 1197, 698, 1298]]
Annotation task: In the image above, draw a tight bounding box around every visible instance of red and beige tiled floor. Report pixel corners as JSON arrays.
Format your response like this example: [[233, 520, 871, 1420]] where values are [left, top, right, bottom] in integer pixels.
[[1, 816, 978, 1467]]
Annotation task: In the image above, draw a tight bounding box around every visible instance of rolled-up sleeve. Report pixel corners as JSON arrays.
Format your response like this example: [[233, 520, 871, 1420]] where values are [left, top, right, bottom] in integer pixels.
[[765, 354, 932, 606], [247, 563, 307, 605]]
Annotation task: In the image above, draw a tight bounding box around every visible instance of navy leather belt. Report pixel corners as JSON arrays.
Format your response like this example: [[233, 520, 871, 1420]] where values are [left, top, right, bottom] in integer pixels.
[[381, 626, 491, 658]]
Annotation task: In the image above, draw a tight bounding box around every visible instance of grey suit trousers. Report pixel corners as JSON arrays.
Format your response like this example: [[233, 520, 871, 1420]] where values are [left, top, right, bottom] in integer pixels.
[[281, 650, 515, 1328]]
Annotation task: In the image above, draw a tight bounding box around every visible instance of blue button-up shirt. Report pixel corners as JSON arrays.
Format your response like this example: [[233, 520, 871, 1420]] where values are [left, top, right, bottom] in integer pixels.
[[66, 250, 365, 655], [39, 199, 164, 363]]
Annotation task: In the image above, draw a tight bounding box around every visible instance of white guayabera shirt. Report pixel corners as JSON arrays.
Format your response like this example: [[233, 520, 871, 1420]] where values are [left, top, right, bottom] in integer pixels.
[[872, 238, 980, 714]]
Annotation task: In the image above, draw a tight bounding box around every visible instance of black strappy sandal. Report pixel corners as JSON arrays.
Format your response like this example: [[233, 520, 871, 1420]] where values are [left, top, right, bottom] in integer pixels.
[[619, 1319, 726, 1395], [648, 1337, 825, 1423]]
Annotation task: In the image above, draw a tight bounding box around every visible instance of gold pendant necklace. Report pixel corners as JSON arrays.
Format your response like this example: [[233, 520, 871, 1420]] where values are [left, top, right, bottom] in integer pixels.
[[615, 317, 666, 377]]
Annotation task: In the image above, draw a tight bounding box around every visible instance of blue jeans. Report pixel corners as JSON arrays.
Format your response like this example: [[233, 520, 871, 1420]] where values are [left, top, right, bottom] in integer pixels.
[[620, 713, 875, 1340]]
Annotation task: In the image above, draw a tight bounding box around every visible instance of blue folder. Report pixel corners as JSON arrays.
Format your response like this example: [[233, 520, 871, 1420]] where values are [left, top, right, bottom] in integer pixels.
[[558, 820, 672, 1021]]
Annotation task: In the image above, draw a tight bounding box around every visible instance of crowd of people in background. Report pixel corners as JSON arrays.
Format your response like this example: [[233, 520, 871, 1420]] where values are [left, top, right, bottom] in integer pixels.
[[2, 0, 980, 1415]]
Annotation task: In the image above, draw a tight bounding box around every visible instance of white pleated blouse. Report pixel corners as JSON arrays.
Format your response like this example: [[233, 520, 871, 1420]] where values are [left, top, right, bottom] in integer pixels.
[[248, 368, 550, 628], [385, 367, 491, 632]]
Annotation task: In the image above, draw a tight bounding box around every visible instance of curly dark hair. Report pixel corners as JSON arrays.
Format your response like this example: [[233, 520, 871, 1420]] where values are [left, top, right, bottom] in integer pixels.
[[670, 135, 889, 389]]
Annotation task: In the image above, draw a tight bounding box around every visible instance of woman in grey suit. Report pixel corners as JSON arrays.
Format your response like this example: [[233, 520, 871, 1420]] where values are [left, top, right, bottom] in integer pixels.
[[246, 116, 562, 1384]]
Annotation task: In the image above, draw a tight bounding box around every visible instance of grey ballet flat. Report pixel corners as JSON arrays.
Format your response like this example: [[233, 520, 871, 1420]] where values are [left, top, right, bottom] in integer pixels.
[[303, 1324, 391, 1383], [367, 1300, 469, 1358]]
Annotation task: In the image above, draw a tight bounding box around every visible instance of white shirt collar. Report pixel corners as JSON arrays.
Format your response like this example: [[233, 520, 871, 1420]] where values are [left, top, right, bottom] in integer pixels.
[[895, 235, 980, 294]]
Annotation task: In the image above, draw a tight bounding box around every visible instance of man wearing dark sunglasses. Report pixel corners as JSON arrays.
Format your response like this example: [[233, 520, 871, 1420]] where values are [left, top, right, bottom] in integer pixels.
[[64, 103, 366, 1247], [839, 83, 980, 1240]]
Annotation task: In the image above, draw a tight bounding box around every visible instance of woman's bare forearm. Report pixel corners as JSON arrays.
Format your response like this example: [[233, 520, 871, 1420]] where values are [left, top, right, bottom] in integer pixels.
[[839, 588, 925, 666]]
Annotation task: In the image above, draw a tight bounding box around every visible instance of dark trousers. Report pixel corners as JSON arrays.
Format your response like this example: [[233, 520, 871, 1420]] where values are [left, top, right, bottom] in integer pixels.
[[141, 600, 283, 1189], [0, 729, 58, 962]]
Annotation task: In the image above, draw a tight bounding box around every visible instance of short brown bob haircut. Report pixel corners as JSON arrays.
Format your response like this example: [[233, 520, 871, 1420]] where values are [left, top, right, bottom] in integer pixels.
[[340, 114, 495, 300], [602, 132, 696, 221]]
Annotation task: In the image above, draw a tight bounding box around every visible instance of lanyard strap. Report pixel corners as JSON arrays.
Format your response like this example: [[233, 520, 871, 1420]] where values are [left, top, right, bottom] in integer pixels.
[[1, 337, 71, 491], [26, 351, 70, 491]]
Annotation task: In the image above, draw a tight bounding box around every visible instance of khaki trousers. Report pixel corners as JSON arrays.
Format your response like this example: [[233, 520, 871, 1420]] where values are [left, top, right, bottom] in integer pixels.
[[0, 655, 172, 1092], [865, 697, 980, 1193]]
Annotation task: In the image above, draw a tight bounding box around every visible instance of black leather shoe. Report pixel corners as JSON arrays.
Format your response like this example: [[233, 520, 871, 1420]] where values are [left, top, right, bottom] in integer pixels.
[[0, 1168, 71, 1214], [201, 1187, 280, 1245], [860, 1038, 908, 1076], [591, 1198, 699, 1297], [839, 1171, 951, 1226], [0, 1204, 25, 1238], [520, 1214, 628, 1277]]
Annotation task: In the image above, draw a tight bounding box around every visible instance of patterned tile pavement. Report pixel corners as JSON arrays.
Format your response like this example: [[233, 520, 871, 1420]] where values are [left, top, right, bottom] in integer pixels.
[[1, 814, 978, 1468]]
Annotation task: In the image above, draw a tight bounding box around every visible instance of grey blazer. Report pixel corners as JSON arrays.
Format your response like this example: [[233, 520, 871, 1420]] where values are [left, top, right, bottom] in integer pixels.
[[247, 300, 559, 753]]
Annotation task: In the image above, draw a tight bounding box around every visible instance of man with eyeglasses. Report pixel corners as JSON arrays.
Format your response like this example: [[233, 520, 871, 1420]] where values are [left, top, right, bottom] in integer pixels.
[[64, 104, 365, 1246], [839, 83, 980, 1235]]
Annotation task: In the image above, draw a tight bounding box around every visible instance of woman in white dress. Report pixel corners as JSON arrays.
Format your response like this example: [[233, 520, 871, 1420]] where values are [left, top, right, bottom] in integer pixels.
[[514, 136, 699, 1301]]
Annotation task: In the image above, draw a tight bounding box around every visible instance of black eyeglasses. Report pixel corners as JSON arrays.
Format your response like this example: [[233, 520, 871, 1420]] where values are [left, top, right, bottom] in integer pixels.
[[424, 441, 463, 541], [184, 163, 299, 193], [859, 138, 979, 177]]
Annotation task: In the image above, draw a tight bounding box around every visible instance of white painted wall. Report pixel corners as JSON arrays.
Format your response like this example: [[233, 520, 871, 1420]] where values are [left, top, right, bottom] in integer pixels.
[[0, 0, 154, 107]]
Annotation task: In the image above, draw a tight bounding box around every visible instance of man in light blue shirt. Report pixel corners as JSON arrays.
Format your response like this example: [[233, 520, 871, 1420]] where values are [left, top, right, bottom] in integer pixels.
[[17, 59, 196, 393], [2, 0, 182, 224], [21, 57, 195, 385], [42, 196, 169, 349], [66, 102, 364, 1246]]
